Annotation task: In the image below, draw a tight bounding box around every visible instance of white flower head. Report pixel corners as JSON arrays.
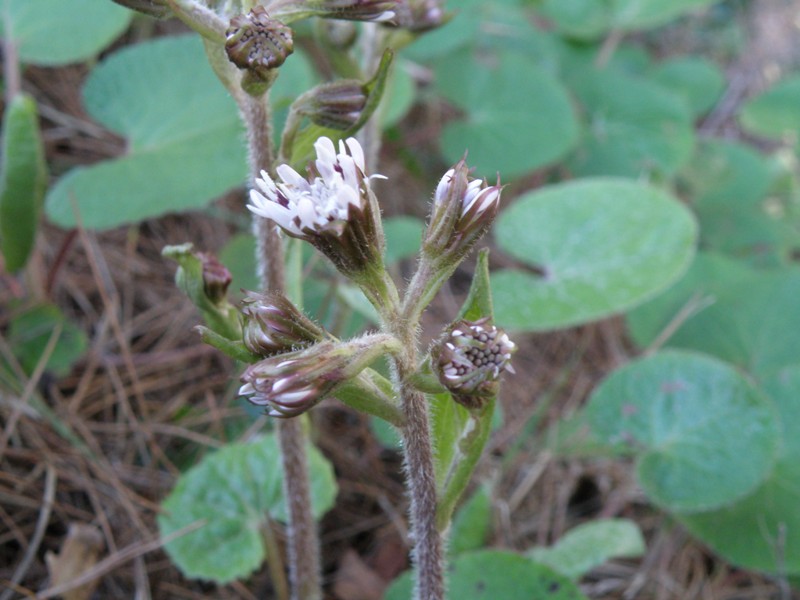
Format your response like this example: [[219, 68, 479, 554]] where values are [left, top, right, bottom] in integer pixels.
[[248, 136, 387, 275]]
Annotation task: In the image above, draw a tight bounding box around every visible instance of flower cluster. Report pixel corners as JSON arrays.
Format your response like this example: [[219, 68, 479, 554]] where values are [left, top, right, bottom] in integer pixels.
[[240, 291, 325, 356], [433, 318, 516, 409], [225, 7, 294, 79], [248, 136, 386, 276]]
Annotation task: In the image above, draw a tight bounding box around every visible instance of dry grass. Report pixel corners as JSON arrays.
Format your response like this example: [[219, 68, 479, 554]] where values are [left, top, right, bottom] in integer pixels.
[[2, 2, 800, 598]]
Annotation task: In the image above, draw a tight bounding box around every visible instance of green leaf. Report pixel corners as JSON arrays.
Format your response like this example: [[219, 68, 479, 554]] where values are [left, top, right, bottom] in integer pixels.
[[158, 433, 337, 583], [449, 485, 492, 557], [384, 216, 423, 265], [679, 365, 800, 575], [740, 75, 800, 141], [569, 69, 695, 178], [650, 57, 725, 117], [7, 304, 88, 377], [528, 519, 645, 580], [582, 351, 779, 513], [383, 550, 588, 600], [537, 0, 718, 39], [628, 259, 800, 378], [435, 50, 578, 179], [380, 60, 416, 129], [0, 0, 131, 65], [492, 178, 697, 331], [218, 233, 261, 296], [457, 249, 493, 323], [0, 94, 47, 271], [45, 35, 246, 230]]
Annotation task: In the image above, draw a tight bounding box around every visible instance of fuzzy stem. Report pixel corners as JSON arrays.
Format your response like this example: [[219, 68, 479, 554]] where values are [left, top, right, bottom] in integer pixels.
[[239, 92, 321, 600], [390, 323, 444, 600]]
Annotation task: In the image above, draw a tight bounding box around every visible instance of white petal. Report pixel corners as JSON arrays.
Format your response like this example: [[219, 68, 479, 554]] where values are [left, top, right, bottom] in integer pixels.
[[238, 382, 255, 395], [434, 169, 455, 205], [277, 164, 310, 191], [343, 137, 366, 172]]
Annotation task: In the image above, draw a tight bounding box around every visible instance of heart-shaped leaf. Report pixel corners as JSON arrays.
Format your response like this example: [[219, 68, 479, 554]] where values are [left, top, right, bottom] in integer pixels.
[[492, 178, 697, 331], [158, 433, 337, 583], [0, 0, 131, 65], [582, 350, 779, 513]]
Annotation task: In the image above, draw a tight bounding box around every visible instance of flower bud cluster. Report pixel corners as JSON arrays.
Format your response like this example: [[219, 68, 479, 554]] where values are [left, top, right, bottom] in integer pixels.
[[240, 291, 325, 356], [225, 7, 294, 79], [432, 319, 516, 409]]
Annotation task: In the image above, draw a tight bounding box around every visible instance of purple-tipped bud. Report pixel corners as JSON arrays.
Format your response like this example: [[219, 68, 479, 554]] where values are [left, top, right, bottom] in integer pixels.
[[199, 252, 232, 305], [423, 159, 502, 262], [240, 291, 325, 357], [225, 7, 294, 80], [238, 334, 394, 417], [296, 80, 368, 130], [110, 0, 171, 18], [432, 318, 516, 409], [275, 0, 397, 23], [248, 136, 387, 277], [390, 0, 447, 31]]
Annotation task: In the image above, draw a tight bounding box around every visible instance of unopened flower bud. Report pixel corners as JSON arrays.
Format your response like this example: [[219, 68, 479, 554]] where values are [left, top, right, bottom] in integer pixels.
[[110, 0, 171, 18], [240, 291, 325, 356], [390, 0, 447, 31], [296, 80, 368, 130], [226, 7, 294, 80], [275, 0, 397, 23], [432, 318, 516, 409], [248, 136, 387, 278], [423, 159, 502, 262], [199, 252, 232, 305], [239, 334, 397, 417]]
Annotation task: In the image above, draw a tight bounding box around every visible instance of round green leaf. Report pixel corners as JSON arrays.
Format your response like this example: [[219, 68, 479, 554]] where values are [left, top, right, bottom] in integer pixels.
[[650, 57, 725, 117], [537, 0, 718, 39], [492, 178, 697, 331], [0, 0, 131, 65], [384, 550, 588, 600], [740, 75, 800, 141], [680, 365, 800, 575], [569, 69, 695, 177], [527, 519, 645, 580], [436, 50, 578, 179], [584, 351, 779, 513], [628, 259, 800, 378], [158, 434, 337, 583], [0, 94, 47, 271], [45, 35, 247, 230]]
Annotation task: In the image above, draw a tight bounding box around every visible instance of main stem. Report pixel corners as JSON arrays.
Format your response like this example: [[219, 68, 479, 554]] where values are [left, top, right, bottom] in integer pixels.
[[391, 324, 444, 600], [240, 92, 321, 600]]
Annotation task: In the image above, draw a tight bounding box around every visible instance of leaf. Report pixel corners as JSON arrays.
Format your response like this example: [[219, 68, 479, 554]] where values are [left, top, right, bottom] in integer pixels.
[[739, 75, 800, 141], [7, 304, 88, 377], [537, 0, 718, 39], [628, 259, 800, 378], [528, 519, 645, 580], [383, 550, 588, 600], [158, 433, 337, 583], [582, 350, 779, 513], [449, 485, 492, 557], [44, 35, 245, 230], [568, 69, 695, 178], [650, 57, 725, 117], [384, 216, 423, 265], [0, 94, 47, 271], [492, 178, 697, 332], [679, 365, 800, 575], [0, 0, 131, 65], [435, 50, 578, 179]]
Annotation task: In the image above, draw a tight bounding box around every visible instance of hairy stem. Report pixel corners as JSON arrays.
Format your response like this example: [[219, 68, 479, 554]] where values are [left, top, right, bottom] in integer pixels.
[[239, 92, 321, 600]]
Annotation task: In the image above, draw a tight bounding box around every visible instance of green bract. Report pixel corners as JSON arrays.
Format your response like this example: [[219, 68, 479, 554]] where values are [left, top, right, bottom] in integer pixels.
[[158, 434, 337, 583], [492, 178, 697, 331]]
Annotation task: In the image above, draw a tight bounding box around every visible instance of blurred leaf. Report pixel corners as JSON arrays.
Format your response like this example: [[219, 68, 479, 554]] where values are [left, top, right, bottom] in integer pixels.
[[740, 75, 800, 141], [537, 0, 718, 39], [45, 35, 246, 229], [582, 351, 779, 513], [492, 178, 697, 331], [650, 57, 725, 117], [380, 60, 416, 129], [680, 365, 800, 575], [528, 519, 645, 580], [384, 550, 588, 600], [7, 304, 88, 377], [435, 50, 578, 179], [569, 69, 695, 177], [0, 0, 131, 65], [384, 216, 423, 265], [449, 485, 492, 556], [218, 233, 261, 295], [0, 94, 47, 271], [158, 433, 337, 583], [628, 258, 800, 378]]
